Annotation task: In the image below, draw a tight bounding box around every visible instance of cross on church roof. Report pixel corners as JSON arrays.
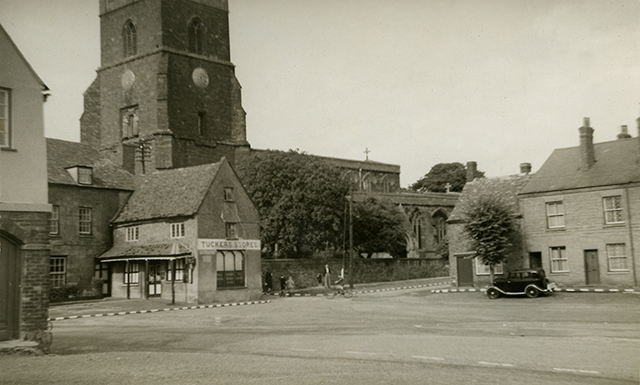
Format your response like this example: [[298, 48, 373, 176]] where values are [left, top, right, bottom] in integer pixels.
[[364, 148, 371, 161]]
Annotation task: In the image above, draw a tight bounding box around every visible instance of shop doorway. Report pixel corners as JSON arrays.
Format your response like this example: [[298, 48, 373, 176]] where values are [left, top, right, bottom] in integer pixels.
[[148, 263, 163, 297]]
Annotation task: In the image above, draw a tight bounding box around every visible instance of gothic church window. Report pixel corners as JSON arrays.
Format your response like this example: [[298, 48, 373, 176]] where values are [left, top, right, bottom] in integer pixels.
[[188, 18, 205, 55], [123, 20, 137, 57], [121, 106, 139, 138], [433, 212, 447, 245], [412, 214, 423, 249]]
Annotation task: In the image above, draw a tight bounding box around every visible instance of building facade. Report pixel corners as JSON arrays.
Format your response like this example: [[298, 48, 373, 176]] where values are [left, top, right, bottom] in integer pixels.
[[519, 119, 640, 288], [0, 24, 51, 342], [99, 159, 262, 303]]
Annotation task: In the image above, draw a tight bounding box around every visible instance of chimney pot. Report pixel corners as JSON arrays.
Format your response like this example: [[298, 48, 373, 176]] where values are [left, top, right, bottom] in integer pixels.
[[617, 125, 631, 140], [520, 163, 532, 174]]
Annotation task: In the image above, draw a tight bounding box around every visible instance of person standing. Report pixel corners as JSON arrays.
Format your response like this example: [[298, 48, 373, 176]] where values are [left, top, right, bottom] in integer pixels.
[[323, 264, 331, 289], [279, 275, 286, 297], [264, 270, 273, 293]]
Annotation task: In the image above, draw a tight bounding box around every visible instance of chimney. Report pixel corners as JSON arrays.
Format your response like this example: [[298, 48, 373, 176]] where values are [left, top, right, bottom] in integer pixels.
[[520, 163, 532, 174], [617, 125, 631, 140], [466, 161, 477, 182], [579, 117, 595, 171]]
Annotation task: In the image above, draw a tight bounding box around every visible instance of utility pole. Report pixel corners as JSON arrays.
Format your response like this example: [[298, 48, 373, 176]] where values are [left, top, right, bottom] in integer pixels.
[[349, 189, 354, 289]]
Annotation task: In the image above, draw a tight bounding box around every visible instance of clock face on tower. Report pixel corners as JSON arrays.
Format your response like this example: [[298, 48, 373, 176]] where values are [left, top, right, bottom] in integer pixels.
[[192, 68, 209, 89]]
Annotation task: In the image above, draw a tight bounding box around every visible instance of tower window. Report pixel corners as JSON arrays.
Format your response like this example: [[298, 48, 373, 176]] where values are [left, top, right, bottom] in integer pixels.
[[121, 106, 139, 138], [0, 88, 10, 148], [198, 111, 206, 136], [188, 18, 204, 55], [123, 20, 137, 57]]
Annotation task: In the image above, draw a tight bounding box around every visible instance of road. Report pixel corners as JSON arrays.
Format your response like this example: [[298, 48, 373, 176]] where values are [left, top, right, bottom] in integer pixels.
[[1, 288, 639, 384]]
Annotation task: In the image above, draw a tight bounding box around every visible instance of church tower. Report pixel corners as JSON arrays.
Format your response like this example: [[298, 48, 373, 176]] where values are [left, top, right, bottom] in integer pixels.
[[81, 0, 249, 174]]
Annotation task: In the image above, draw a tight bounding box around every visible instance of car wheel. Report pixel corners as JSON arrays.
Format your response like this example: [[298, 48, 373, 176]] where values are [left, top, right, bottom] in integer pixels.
[[487, 288, 500, 299], [525, 286, 539, 298]]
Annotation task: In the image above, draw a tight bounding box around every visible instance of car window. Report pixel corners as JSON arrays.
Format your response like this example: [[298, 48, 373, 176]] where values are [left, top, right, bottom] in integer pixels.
[[509, 272, 521, 279]]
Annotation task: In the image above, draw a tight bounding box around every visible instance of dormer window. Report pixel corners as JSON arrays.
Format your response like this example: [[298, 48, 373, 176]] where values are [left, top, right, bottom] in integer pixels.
[[66, 166, 93, 185], [223, 187, 234, 202]]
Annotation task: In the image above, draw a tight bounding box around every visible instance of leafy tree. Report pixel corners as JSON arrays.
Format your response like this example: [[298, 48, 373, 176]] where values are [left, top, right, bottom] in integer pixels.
[[410, 162, 484, 193], [458, 178, 519, 282], [236, 150, 350, 257], [352, 197, 407, 258]]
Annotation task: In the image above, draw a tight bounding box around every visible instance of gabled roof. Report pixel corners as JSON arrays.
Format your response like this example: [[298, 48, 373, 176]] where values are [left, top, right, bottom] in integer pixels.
[[520, 138, 640, 195], [47, 138, 134, 190], [0, 23, 48, 91], [448, 174, 532, 222], [113, 161, 223, 224]]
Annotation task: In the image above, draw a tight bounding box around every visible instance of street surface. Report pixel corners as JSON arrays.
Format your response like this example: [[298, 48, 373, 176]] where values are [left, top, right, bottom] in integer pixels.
[[1, 288, 639, 384]]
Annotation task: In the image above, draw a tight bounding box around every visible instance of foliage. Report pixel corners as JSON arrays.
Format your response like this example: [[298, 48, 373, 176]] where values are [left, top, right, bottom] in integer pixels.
[[410, 162, 484, 193], [49, 285, 81, 301], [352, 197, 407, 258], [435, 237, 449, 259], [459, 178, 520, 279], [236, 149, 350, 257]]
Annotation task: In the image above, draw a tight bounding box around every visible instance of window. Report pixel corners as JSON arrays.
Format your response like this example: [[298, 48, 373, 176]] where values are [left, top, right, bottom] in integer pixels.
[[50, 205, 60, 235], [475, 258, 504, 275], [121, 106, 139, 138], [216, 250, 244, 288], [78, 167, 93, 185], [124, 262, 139, 284], [546, 201, 565, 228], [603, 196, 624, 224], [550, 246, 568, 272], [170, 223, 185, 239], [188, 17, 204, 54], [167, 259, 185, 281], [79, 207, 92, 235], [433, 214, 447, 245], [50, 257, 66, 288], [412, 215, 423, 249], [126, 226, 139, 242], [606, 243, 628, 271], [0, 88, 10, 148], [223, 187, 234, 202], [225, 223, 237, 239], [123, 20, 137, 57], [197, 111, 206, 136]]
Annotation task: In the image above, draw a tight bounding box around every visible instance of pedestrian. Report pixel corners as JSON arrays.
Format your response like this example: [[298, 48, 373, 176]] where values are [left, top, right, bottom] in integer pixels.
[[279, 275, 286, 297], [286, 276, 294, 296], [317, 273, 323, 286], [264, 270, 273, 294], [323, 264, 331, 289]]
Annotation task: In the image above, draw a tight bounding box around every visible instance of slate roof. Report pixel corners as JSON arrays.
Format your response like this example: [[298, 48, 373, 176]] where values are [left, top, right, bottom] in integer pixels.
[[519, 138, 640, 195], [113, 161, 223, 224], [46, 138, 134, 190], [448, 174, 532, 222], [99, 242, 191, 261]]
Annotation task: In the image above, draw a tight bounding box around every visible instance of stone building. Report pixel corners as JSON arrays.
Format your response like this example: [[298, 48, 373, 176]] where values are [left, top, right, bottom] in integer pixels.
[[98, 159, 262, 303], [0, 24, 51, 342], [47, 138, 134, 296], [519, 119, 640, 288]]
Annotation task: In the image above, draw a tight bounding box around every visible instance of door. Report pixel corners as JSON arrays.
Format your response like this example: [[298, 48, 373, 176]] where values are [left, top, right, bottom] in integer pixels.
[[94, 262, 111, 297], [0, 235, 20, 341], [529, 252, 542, 269], [456, 257, 474, 287], [584, 250, 600, 285], [148, 263, 162, 297]]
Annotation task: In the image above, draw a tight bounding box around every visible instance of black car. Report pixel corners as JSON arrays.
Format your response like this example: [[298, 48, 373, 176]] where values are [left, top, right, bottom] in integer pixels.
[[486, 268, 556, 299]]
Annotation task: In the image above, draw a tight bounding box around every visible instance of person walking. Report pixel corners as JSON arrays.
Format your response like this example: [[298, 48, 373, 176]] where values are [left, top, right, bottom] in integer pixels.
[[264, 270, 273, 294], [323, 264, 331, 289], [279, 275, 286, 297], [285, 276, 294, 296]]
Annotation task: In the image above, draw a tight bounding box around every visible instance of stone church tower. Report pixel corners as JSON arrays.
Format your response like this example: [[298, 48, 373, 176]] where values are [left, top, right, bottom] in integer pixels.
[[81, 0, 249, 174]]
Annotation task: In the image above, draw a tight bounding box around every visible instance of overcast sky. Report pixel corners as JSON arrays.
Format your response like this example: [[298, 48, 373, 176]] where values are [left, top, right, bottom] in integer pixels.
[[2, 0, 640, 187]]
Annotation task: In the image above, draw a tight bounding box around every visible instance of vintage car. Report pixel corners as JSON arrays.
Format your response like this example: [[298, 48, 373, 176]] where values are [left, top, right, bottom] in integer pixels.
[[486, 268, 557, 299]]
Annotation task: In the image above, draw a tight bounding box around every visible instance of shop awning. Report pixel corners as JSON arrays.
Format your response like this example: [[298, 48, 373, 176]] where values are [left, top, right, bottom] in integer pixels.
[[98, 242, 191, 263]]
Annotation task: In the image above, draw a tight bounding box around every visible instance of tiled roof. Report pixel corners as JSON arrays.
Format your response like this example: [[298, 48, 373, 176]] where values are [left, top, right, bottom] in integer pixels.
[[113, 161, 223, 223], [449, 174, 532, 222], [46, 138, 134, 190], [520, 138, 640, 194], [98, 242, 192, 261]]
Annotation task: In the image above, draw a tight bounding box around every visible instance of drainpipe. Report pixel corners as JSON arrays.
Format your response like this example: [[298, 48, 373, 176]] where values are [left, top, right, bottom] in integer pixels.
[[625, 187, 638, 286]]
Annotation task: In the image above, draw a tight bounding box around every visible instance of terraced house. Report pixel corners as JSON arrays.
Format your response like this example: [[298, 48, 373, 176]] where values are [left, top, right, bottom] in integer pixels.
[[519, 118, 640, 288]]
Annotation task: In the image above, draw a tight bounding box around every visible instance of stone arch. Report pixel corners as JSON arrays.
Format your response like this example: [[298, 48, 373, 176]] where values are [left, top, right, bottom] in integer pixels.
[[431, 208, 448, 245]]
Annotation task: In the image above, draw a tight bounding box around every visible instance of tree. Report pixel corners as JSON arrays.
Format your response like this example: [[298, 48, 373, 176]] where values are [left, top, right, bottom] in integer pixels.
[[236, 150, 350, 257], [458, 178, 520, 282], [352, 197, 406, 258], [410, 162, 484, 193]]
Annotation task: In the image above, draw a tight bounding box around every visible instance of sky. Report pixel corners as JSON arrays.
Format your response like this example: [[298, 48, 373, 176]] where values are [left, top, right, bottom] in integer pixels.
[[1, 0, 640, 187]]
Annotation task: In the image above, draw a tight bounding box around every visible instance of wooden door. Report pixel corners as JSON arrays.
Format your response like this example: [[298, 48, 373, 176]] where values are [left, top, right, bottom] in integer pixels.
[[584, 250, 600, 285], [148, 263, 162, 297], [456, 257, 474, 287], [0, 235, 20, 341]]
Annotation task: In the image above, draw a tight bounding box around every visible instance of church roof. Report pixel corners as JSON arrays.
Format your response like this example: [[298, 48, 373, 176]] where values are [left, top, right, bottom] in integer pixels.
[[46, 138, 134, 190], [519, 138, 640, 195], [352, 191, 459, 207], [113, 161, 223, 224]]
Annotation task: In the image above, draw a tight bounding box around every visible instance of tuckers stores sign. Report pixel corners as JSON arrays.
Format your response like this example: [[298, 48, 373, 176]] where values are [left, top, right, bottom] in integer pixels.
[[197, 239, 261, 251]]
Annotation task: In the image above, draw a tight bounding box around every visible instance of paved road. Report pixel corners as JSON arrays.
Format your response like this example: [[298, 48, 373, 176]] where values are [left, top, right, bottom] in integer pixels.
[[1, 289, 639, 384]]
